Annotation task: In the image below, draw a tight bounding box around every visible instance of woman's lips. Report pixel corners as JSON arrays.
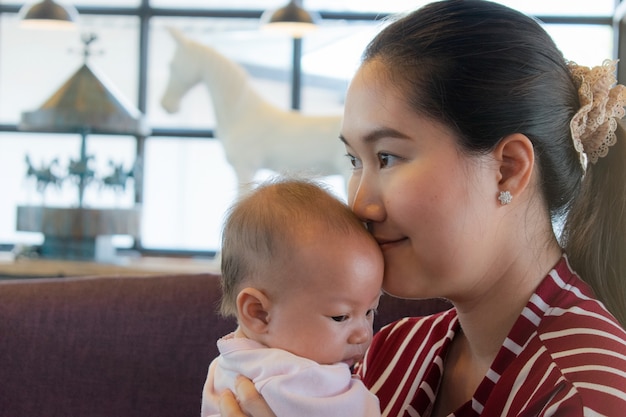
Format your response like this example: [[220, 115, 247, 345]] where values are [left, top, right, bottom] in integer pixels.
[[376, 237, 407, 250]]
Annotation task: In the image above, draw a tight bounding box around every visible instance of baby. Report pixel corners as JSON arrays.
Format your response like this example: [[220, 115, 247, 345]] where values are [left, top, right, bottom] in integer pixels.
[[201, 177, 382, 417]]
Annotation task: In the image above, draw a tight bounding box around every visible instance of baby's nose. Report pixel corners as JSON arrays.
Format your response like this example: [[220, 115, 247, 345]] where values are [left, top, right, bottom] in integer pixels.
[[348, 322, 372, 345]]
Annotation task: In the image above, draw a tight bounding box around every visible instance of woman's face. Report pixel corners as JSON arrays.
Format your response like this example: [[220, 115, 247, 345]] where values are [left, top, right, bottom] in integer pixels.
[[340, 60, 501, 301]]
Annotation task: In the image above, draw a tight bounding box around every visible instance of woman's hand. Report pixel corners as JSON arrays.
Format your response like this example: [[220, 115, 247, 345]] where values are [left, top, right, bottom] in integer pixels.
[[219, 376, 276, 417]]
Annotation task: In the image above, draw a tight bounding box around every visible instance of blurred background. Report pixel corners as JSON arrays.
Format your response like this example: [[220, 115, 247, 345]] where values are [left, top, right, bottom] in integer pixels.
[[0, 0, 620, 259]]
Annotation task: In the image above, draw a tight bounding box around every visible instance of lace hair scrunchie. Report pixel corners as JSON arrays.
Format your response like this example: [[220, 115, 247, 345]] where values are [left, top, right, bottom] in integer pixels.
[[568, 59, 626, 170]]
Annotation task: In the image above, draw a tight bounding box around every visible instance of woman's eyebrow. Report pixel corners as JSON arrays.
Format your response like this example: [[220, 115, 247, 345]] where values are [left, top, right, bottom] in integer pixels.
[[340, 128, 410, 145]]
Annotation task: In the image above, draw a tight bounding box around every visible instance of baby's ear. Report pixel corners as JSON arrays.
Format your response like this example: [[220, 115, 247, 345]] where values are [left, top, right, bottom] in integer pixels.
[[236, 288, 271, 334]]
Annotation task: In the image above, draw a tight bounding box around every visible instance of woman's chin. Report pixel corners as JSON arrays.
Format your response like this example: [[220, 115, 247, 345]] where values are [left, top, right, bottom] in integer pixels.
[[382, 269, 439, 300], [382, 282, 424, 300]]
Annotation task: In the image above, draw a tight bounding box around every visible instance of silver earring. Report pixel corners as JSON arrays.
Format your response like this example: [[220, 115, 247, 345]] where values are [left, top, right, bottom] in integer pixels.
[[498, 190, 512, 205]]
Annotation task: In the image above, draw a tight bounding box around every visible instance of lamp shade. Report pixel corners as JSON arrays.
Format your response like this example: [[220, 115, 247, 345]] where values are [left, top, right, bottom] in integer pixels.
[[261, 0, 319, 38], [19, 0, 78, 29]]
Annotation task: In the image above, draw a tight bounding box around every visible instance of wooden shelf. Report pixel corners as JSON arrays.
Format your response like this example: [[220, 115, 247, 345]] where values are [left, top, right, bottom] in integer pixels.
[[0, 252, 220, 278]]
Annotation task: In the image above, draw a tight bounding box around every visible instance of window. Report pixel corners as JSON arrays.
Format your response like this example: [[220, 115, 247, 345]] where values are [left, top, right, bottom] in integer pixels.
[[0, 0, 618, 255]]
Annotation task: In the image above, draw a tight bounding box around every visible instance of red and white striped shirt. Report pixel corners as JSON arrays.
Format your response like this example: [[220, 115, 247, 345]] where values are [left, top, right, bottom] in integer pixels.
[[357, 256, 626, 416]]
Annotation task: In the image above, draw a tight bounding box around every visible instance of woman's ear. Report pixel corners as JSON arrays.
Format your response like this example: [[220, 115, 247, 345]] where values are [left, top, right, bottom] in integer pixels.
[[493, 133, 534, 202], [236, 287, 271, 335]]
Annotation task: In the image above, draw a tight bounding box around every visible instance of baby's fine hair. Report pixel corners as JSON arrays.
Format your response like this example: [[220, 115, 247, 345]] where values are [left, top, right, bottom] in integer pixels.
[[365, 0, 626, 325], [219, 177, 371, 317]]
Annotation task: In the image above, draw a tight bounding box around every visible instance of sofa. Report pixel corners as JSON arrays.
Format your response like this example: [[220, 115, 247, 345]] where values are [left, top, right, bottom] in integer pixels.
[[0, 271, 451, 417]]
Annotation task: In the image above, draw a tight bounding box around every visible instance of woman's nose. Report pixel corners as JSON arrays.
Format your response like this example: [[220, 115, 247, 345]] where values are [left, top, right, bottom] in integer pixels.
[[349, 176, 384, 223]]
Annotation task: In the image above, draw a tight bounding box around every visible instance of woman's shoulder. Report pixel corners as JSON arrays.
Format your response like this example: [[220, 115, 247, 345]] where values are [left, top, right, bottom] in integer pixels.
[[537, 275, 626, 370], [532, 310, 626, 414], [526, 258, 626, 413], [537, 256, 626, 344]]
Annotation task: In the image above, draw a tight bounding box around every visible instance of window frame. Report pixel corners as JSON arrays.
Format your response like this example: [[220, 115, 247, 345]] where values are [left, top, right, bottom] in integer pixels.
[[0, 1, 621, 256]]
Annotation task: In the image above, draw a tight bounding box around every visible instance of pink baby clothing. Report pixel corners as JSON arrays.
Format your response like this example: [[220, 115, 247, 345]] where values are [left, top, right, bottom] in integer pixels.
[[201, 333, 380, 417]]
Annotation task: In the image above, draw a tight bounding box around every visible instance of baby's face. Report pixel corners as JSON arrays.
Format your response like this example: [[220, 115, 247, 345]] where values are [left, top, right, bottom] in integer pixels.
[[264, 231, 383, 367]]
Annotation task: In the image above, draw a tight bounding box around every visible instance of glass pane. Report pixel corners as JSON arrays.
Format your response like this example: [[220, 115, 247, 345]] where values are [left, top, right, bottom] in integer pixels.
[[21, 0, 141, 9], [148, 17, 265, 129], [0, 1, 619, 254], [142, 137, 238, 250], [141, 136, 346, 251], [0, 13, 139, 125], [146, 0, 432, 12], [545, 24, 614, 66], [148, 17, 353, 128], [0, 132, 136, 246], [0, 13, 81, 125], [493, 0, 614, 16], [146, 0, 615, 16], [73, 0, 141, 7], [311, 1, 615, 16], [149, 0, 284, 9], [305, 0, 431, 13]]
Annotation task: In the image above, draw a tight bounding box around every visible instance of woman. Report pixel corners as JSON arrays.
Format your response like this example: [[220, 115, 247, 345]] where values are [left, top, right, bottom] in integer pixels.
[[220, 1, 626, 415]]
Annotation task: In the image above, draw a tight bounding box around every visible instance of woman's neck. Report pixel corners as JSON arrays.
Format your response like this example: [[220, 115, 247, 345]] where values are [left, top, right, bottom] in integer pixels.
[[453, 240, 562, 365]]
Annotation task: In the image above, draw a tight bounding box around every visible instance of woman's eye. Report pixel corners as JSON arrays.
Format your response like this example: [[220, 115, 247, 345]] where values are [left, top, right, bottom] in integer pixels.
[[345, 153, 361, 169], [378, 153, 395, 168], [331, 315, 349, 322]]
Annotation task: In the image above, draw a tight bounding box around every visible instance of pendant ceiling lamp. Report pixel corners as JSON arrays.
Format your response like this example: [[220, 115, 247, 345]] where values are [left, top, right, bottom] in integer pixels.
[[18, 0, 78, 29], [261, 0, 320, 38]]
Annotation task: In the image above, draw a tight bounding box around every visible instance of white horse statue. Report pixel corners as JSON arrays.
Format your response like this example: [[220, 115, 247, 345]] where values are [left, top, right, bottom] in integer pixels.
[[161, 28, 348, 191]]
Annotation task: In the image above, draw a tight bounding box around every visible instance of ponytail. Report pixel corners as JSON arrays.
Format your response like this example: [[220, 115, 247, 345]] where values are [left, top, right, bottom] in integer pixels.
[[563, 122, 626, 327]]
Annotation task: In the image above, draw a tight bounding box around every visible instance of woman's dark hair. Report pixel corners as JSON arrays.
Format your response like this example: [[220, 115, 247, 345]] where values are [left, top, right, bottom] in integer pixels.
[[363, 0, 626, 325]]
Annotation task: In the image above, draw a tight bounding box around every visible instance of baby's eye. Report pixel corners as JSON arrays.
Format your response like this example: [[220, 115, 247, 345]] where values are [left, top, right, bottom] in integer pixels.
[[366, 308, 378, 317], [331, 315, 349, 322]]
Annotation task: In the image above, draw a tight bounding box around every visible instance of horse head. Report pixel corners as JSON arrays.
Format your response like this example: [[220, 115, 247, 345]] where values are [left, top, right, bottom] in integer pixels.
[[161, 27, 204, 113]]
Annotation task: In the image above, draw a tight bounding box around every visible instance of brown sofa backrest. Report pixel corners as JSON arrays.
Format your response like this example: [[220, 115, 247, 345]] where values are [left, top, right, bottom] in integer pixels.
[[0, 272, 449, 417]]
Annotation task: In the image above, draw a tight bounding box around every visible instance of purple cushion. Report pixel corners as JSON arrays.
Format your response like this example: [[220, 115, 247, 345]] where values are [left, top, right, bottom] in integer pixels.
[[0, 272, 449, 417], [0, 273, 235, 417]]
